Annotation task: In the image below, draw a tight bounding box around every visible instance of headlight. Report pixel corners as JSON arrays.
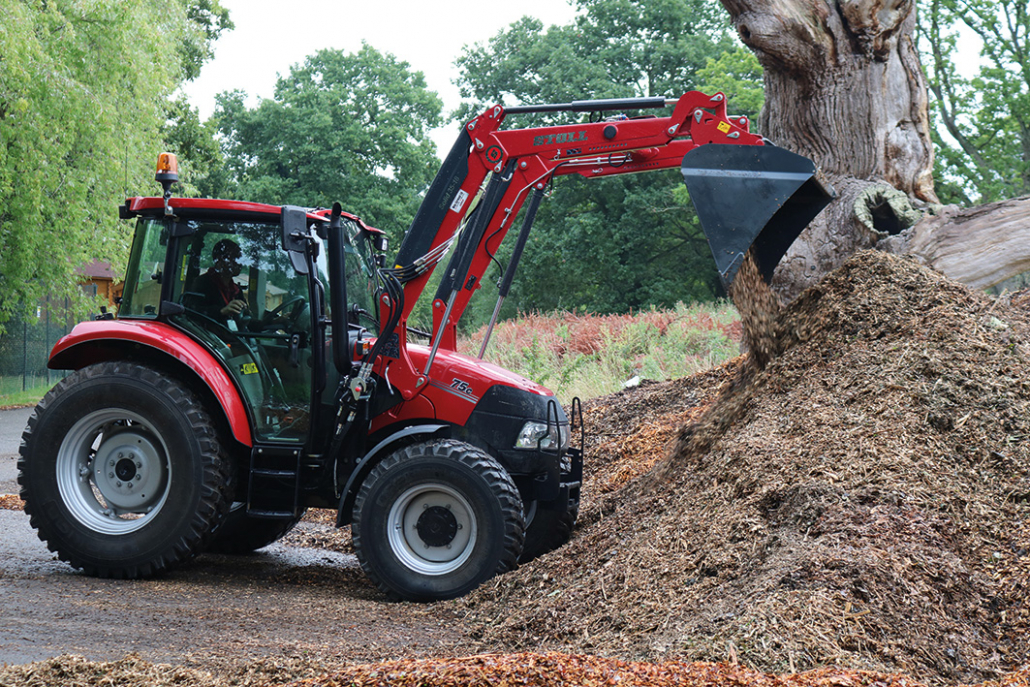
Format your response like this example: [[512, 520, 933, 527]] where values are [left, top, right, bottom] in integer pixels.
[[515, 421, 570, 451]]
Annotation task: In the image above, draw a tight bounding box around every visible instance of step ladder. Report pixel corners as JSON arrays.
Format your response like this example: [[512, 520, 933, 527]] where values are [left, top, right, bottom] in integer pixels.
[[246, 445, 302, 518]]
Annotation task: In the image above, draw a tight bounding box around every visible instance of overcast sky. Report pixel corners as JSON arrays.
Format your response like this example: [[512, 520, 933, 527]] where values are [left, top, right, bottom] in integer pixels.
[[181, 0, 580, 154]]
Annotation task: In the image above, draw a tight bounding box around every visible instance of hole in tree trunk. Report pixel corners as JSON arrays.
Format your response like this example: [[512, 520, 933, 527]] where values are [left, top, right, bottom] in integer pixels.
[[869, 202, 904, 236]]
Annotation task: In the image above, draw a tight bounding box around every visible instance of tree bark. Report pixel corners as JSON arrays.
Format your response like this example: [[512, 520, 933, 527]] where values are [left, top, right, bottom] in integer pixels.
[[719, 0, 1028, 299]]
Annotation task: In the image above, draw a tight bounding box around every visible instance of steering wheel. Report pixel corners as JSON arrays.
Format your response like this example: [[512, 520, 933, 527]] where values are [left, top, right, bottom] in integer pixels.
[[263, 296, 307, 330]]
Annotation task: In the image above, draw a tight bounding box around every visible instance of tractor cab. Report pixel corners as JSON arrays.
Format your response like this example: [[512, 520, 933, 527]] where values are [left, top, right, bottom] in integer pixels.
[[117, 194, 384, 451]]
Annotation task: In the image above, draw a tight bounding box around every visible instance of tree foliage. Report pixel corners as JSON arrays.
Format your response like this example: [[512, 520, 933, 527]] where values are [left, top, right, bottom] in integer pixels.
[[454, 0, 746, 323], [921, 0, 1030, 204], [178, 0, 233, 81], [0, 0, 224, 330], [210, 45, 442, 238], [162, 95, 227, 199]]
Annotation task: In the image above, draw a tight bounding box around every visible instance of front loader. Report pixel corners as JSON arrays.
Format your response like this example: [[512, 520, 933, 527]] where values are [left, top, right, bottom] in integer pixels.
[[18, 91, 832, 601]]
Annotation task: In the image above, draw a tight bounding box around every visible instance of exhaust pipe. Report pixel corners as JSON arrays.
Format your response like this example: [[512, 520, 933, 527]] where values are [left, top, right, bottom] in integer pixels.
[[681, 144, 835, 287]]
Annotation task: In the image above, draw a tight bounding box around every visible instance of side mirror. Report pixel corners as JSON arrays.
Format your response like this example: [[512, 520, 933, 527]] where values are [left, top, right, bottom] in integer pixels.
[[281, 205, 310, 275]]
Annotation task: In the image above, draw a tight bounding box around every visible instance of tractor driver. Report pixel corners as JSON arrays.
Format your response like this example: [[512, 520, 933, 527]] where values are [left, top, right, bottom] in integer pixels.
[[193, 238, 248, 321]]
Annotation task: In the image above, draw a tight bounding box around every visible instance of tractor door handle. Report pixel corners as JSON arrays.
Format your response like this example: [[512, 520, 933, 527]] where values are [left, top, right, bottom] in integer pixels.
[[290, 333, 301, 367]]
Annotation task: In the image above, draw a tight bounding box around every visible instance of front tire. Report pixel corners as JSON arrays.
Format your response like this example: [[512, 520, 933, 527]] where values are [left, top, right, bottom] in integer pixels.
[[520, 494, 578, 563], [352, 439, 524, 601], [18, 362, 231, 578]]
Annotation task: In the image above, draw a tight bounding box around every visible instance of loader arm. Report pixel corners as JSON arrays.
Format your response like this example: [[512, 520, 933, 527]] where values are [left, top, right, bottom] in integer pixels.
[[379, 91, 830, 396]]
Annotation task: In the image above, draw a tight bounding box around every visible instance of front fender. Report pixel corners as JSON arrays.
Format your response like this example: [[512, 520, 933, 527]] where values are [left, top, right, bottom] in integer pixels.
[[48, 320, 253, 446], [335, 423, 451, 526]]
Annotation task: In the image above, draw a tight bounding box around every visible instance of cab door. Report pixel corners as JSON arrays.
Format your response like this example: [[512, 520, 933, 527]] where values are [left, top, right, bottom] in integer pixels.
[[168, 218, 320, 444]]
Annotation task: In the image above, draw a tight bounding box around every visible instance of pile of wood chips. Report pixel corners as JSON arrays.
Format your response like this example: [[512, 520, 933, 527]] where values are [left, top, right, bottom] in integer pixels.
[[6, 251, 1030, 687], [460, 251, 1030, 685], [4, 652, 1028, 687], [0, 492, 25, 510], [282, 508, 353, 554], [575, 363, 738, 510]]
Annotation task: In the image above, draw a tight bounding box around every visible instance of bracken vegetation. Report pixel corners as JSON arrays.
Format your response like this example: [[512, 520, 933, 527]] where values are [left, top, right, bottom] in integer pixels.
[[462, 301, 742, 401]]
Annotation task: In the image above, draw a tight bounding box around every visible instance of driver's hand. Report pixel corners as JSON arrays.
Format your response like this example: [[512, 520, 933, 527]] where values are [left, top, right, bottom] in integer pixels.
[[221, 298, 247, 318]]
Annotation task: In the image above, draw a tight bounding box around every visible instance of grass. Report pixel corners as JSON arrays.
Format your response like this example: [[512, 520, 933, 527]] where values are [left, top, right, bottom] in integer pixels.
[[0, 378, 57, 409], [461, 301, 742, 402]]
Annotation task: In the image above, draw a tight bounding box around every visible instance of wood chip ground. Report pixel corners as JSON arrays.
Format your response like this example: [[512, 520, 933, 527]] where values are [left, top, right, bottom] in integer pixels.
[[460, 251, 1030, 686]]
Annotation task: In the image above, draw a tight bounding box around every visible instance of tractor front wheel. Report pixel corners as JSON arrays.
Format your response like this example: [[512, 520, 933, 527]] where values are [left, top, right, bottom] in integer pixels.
[[18, 362, 231, 578], [519, 494, 578, 563], [352, 440, 524, 601]]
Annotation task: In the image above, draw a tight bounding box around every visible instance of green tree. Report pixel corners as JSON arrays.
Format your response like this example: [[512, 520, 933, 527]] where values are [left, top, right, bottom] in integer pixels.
[[453, 0, 744, 324], [162, 95, 228, 198], [921, 0, 1030, 204], [0, 0, 224, 332], [178, 0, 234, 81], [696, 46, 764, 125], [211, 45, 443, 239], [456, 1, 732, 121]]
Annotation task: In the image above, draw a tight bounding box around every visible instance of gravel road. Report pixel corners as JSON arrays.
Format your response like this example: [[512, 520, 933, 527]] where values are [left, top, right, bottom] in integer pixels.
[[0, 406, 460, 671], [0, 406, 32, 494]]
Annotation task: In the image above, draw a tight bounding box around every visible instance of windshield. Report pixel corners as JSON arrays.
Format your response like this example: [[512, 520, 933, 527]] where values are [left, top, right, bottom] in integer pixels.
[[119, 218, 167, 319], [342, 217, 380, 335]]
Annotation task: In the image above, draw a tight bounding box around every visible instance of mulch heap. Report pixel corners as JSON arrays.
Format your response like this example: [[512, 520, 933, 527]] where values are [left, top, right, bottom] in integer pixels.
[[574, 362, 740, 511], [460, 250, 1030, 686], [5, 250, 1030, 687], [4, 653, 1028, 687]]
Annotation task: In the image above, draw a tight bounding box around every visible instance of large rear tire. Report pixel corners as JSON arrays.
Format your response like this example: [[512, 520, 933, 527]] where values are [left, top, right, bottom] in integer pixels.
[[18, 362, 232, 578], [206, 502, 305, 554], [352, 439, 524, 601]]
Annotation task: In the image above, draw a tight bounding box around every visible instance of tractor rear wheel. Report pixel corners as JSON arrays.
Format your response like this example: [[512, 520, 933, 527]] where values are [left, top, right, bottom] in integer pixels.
[[18, 362, 231, 578], [352, 439, 524, 601]]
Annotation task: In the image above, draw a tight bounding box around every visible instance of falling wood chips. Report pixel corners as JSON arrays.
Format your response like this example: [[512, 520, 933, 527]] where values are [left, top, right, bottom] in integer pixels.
[[460, 251, 1030, 686]]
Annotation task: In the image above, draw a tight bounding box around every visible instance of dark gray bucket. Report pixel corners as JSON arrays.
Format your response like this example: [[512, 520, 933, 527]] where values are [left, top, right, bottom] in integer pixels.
[[681, 144, 835, 287]]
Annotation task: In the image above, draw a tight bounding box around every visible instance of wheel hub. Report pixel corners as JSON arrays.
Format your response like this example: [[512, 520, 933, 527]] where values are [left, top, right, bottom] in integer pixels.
[[388, 483, 477, 575], [115, 458, 137, 482], [416, 506, 458, 547], [91, 429, 167, 511], [56, 408, 174, 535]]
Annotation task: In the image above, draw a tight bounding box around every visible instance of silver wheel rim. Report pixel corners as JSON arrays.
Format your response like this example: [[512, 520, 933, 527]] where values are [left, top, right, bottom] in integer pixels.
[[56, 408, 171, 534], [387, 482, 477, 576]]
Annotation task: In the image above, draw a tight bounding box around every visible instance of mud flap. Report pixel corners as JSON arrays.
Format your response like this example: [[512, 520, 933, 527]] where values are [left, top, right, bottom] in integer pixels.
[[681, 144, 835, 287]]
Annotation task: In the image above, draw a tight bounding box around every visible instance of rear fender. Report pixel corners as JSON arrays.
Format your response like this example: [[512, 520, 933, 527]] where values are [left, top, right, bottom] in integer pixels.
[[335, 423, 451, 526], [48, 320, 253, 446]]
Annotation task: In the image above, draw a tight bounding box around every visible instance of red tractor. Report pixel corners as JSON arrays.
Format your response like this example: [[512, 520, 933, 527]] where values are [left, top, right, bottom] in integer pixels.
[[18, 92, 831, 601]]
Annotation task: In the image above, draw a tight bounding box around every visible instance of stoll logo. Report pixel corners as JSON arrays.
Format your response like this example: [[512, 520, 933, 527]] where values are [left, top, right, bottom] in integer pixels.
[[533, 131, 588, 146]]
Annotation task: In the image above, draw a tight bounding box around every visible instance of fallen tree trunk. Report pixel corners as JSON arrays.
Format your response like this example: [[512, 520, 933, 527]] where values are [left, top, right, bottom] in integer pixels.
[[882, 195, 1030, 290]]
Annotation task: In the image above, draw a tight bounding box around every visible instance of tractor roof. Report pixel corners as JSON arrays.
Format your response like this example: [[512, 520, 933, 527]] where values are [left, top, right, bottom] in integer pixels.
[[120, 197, 384, 234]]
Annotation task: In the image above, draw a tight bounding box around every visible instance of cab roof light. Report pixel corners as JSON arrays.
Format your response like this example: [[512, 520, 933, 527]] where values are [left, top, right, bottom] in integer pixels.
[[155, 152, 179, 184], [156, 152, 179, 216]]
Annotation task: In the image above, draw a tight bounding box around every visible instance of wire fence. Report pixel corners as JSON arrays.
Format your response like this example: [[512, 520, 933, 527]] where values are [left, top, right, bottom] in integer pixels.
[[0, 297, 74, 400]]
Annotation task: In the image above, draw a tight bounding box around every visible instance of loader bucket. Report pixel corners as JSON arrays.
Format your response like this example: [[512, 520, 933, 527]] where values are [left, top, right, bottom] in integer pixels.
[[681, 144, 835, 287]]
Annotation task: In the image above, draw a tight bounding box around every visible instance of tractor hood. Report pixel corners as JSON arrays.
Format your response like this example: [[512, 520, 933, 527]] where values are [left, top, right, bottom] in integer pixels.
[[405, 344, 555, 408]]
